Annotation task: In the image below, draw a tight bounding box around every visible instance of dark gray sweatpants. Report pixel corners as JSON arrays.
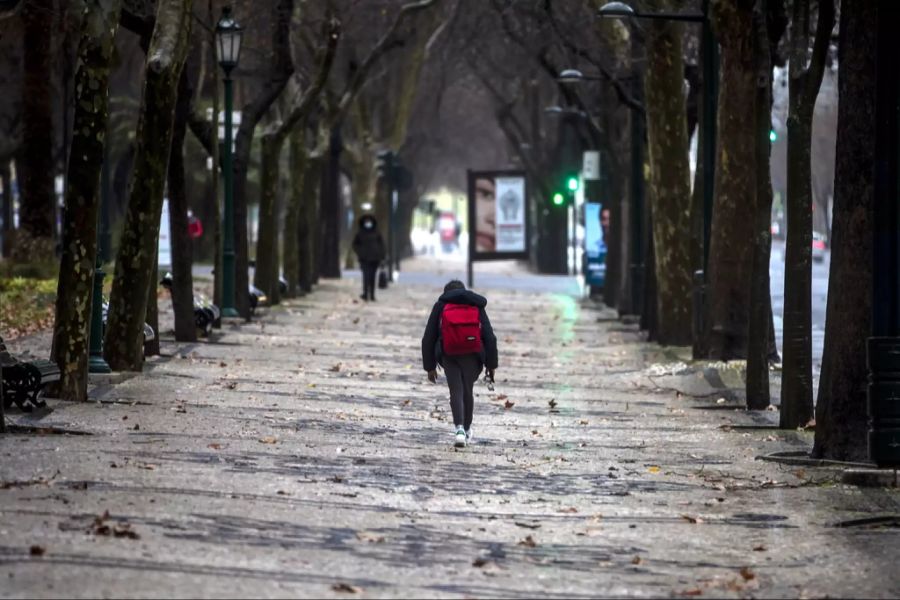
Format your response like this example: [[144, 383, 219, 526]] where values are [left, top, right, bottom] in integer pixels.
[[443, 354, 483, 430]]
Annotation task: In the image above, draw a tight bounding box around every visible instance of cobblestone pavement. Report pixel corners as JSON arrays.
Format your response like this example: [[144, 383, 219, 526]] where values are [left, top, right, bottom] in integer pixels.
[[1, 261, 898, 598]]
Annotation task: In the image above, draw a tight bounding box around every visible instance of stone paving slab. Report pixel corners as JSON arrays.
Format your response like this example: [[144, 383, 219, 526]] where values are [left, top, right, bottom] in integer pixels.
[[1, 270, 899, 599]]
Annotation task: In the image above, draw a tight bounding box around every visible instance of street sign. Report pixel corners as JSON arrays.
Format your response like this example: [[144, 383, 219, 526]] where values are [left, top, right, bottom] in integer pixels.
[[583, 151, 600, 180]]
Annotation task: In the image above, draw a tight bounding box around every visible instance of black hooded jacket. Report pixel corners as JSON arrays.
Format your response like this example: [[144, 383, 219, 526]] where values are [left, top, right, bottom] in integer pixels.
[[421, 289, 498, 371], [353, 215, 386, 263]]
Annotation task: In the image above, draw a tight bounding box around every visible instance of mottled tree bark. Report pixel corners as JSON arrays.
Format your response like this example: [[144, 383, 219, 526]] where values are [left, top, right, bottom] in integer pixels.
[[50, 0, 122, 402], [104, 0, 194, 371], [283, 126, 306, 297], [707, 0, 758, 359], [253, 17, 337, 301], [254, 131, 282, 304], [300, 154, 323, 292], [18, 0, 56, 254], [144, 251, 160, 357], [746, 0, 775, 409], [232, 0, 295, 319], [813, 0, 875, 459], [0, 164, 11, 257], [643, 11, 693, 345], [780, 0, 834, 428], [167, 71, 196, 342]]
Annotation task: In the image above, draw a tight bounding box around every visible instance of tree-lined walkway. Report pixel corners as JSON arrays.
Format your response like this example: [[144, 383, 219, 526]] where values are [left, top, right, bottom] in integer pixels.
[[0, 264, 897, 598]]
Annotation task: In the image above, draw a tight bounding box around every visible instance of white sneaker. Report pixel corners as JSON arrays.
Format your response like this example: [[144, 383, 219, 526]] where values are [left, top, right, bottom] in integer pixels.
[[454, 426, 467, 448]]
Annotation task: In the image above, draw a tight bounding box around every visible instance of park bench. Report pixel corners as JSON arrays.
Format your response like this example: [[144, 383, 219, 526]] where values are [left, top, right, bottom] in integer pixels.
[[159, 273, 221, 335], [0, 335, 60, 411]]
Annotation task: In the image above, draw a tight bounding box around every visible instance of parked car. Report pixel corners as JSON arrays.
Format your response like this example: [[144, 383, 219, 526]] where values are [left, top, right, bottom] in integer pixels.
[[812, 231, 827, 263]]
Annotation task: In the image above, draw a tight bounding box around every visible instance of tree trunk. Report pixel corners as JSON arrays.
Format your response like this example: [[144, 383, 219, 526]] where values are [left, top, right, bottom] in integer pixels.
[[706, 0, 758, 359], [813, 0, 875, 459], [49, 0, 121, 402], [643, 11, 693, 345], [231, 0, 295, 318], [319, 127, 343, 278], [144, 251, 160, 356], [253, 131, 284, 304], [641, 196, 659, 341], [746, 0, 775, 409], [2, 164, 13, 257], [780, 0, 834, 428], [18, 0, 56, 255], [104, 0, 194, 371], [168, 71, 197, 342], [300, 153, 323, 292], [284, 126, 306, 297]]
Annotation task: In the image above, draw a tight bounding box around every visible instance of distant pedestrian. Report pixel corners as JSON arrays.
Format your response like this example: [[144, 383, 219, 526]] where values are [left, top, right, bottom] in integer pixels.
[[352, 214, 386, 301], [422, 280, 498, 448]]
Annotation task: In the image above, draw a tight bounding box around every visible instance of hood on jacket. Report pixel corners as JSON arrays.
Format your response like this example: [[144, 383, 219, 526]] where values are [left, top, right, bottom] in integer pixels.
[[358, 215, 378, 231], [439, 288, 487, 308]]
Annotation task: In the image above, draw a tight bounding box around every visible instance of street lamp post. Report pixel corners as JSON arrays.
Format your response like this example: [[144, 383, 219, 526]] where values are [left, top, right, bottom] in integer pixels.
[[597, 0, 718, 342], [216, 6, 243, 319]]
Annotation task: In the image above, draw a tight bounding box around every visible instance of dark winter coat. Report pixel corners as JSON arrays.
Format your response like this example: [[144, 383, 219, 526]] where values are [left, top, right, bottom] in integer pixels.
[[352, 215, 386, 263], [421, 289, 498, 371]]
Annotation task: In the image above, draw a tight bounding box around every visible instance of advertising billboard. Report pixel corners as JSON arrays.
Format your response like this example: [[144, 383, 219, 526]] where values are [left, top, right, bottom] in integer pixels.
[[468, 170, 528, 260]]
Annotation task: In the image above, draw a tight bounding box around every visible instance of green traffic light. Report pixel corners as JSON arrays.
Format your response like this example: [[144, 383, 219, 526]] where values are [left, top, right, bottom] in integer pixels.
[[567, 177, 579, 192], [769, 129, 777, 142], [552, 192, 564, 206]]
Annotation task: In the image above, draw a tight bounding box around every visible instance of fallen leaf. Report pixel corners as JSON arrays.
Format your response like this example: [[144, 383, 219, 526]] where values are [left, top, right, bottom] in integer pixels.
[[680, 589, 703, 597], [208, 443, 222, 450], [355, 531, 385, 544], [402, 399, 411, 406], [329, 363, 342, 372], [258, 437, 278, 444], [681, 514, 703, 524], [518, 535, 537, 548], [739, 567, 756, 581], [353, 318, 360, 324], [331, 583, 361, 594], [472, 557, 490, 567], [514, 521, 541, 530], [548, 399, 558, 408], [219, 361, 227, 367], [496, 394, 508, 401], [631, 555, 642, 565], [579, 420, 589, 425], [132, 424, 140, 431], [647, 466, 661, 474], [504, 400, 515, 409], [29, 545, 46, 557], [557, 507, 578, 514], [753, 545, 767, 552]]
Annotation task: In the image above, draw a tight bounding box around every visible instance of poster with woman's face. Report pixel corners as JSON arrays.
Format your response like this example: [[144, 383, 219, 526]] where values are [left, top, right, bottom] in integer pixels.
[[470, 170, 527, 258]]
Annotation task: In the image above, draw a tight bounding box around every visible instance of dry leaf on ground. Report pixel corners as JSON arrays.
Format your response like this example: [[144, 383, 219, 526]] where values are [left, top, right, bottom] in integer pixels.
[[258, 437, 278, 444], [331, 583, 361, 594]]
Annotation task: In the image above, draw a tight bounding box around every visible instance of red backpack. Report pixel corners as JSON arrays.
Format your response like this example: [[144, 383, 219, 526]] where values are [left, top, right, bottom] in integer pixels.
[[441, 303, 483, 356]]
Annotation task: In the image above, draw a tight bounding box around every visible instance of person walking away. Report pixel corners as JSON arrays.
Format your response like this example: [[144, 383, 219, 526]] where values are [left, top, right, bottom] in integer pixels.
[[421, 280, 498, 448], [352, 214, 386, 301]]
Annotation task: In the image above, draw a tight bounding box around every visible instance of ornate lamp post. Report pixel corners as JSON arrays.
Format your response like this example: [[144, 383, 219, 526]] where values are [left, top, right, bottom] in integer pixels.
[[216, 6, 243, 318]]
